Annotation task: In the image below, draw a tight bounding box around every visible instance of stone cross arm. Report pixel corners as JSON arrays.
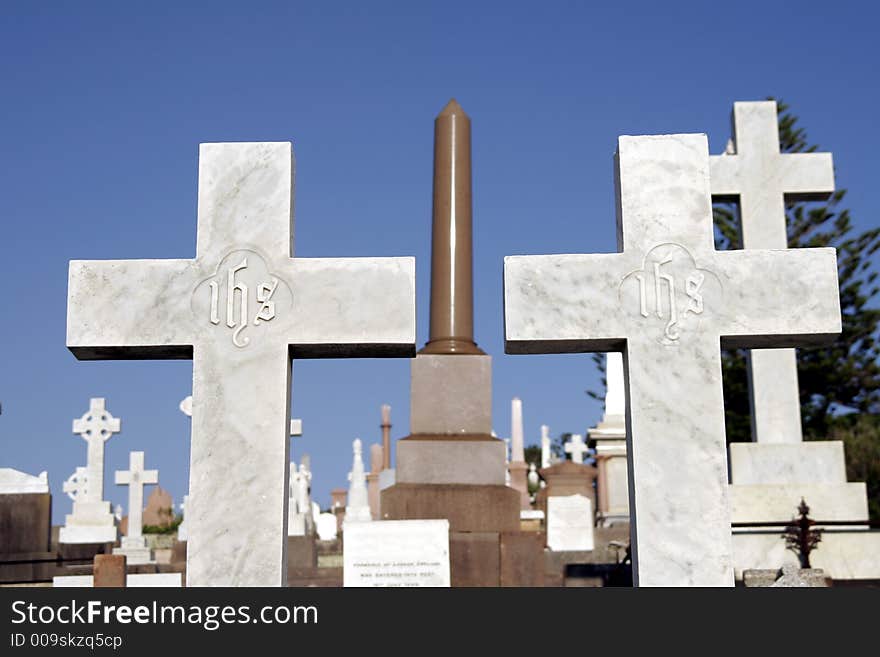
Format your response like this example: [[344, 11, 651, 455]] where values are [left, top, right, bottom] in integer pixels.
[[68, 256, 416, 359], [115, 468, 159, 486], [504, 247, 840, 353]]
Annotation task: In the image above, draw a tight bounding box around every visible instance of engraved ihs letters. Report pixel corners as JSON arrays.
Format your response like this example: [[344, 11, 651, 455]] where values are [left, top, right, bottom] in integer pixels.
[[206, 255, 280, 347], [622, 243, 717, 343]]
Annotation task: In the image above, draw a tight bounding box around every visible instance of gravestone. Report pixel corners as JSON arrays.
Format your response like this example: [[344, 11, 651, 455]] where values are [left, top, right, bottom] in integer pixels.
[[343, 519, 450, 587], [113, 451, 158, 565], [589, 352, 630, 527], [710, 100, 833, 445], [711, 101, 872, 580], [547, 495, 595, 552], [344, 439, 371, 524], [563, 434, 589, 464], [67, 141, 415, 586], [504, 133, 841, 586], [508, 397, 530, 509], [59, 399, 120, 544], [381, 100, 523, 587], [0, 469, 51, 554]]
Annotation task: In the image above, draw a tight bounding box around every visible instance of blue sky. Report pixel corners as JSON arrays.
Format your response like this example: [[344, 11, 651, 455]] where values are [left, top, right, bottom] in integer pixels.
[[1, 2, 877, 522]]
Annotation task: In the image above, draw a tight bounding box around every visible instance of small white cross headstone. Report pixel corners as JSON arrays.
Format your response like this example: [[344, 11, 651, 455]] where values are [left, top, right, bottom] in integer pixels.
[[114, 451, 159, 565], [66, 142, 415, 585], [564, 434, 589, 464], [63, 467, 89, 501], [72, 398, 120, 505], [59, 399, 120, 544], [504, 133, 841, 586], [710, 100, 835, 444]]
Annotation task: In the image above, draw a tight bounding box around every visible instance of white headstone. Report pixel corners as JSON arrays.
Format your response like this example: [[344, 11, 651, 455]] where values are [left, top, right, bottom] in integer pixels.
[[0, 468, 49, 494], [547, 495, 595, 552], [540, 424, 551, 468], [113, 451, 158, 565], [63, 467, 88, 501], [711, 100, 834, 444], [59, 399, 120, 544], [343, 519, 450, 587], [564, 434, 588, 464], [504, 133, 841, 586], [66, 142, 416, 585], [344, 438, 371, 524]]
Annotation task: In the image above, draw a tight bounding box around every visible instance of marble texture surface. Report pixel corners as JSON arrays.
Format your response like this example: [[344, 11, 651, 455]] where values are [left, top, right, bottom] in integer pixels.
[[66, 142, 416, 586], [733, 530, 880, 581], [343, 519, 450, 587], [503, 133, 841, 586], [729, 482, 868, 523], [729, 441, 847, 485], [547, 495, 595, 552], [0, 468, 48, 494], [711, 101, 834, 444]]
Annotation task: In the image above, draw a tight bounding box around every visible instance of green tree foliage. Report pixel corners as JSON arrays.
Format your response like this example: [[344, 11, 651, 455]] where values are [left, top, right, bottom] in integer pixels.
[[713, 99, 880, 443], [523, 444, 542, 467], [826, 414, 880, 521]]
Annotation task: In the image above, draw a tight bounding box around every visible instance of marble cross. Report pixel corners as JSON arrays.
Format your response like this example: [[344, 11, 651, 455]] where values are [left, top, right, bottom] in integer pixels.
[[63, 466, 89, 501], [564, 434, 588, 464], [67, 142, 415, 586], [115, 451, 158, 540], [710, 101, 835, 444], [72, 398, 120, 504], [504, 133, 841, 586], [182, 394, 303, 437]]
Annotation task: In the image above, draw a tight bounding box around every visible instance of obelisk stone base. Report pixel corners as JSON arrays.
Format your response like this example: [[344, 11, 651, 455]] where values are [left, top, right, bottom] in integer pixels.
[[410, 354, 492, 434], [382, 484, 520, 532]]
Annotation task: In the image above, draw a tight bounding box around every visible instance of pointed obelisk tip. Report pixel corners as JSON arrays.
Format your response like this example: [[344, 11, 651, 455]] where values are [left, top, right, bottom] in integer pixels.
[[438, 98, 467, 118]]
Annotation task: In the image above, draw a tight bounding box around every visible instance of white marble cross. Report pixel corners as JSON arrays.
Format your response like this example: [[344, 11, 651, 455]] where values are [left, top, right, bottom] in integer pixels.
[[115, 451, 158, 540], [181, 394, 303, 436], [72, 398, 120, 504], [504, 133, 841, 586], [63, 467, 89, 501], [564, 434, 589, 464], [711, 101, 835, 444], [67, 142, 415, 586]]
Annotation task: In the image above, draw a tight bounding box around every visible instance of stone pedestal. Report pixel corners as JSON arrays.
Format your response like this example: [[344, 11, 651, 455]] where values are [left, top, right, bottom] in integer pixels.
[[590, 422, 629, 527], [508, 462, 531, 510], [382, 354, 532, 586], [60, 501, 118, 544], [535, 461, 598, 519], [113, 536, 152, 565], [729, 439, 878, 582], [0, 493, 52, 554]]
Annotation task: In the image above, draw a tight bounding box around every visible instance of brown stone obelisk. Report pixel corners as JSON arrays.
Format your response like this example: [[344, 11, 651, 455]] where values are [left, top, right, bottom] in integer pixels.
[[382, 100, 529, 586]]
